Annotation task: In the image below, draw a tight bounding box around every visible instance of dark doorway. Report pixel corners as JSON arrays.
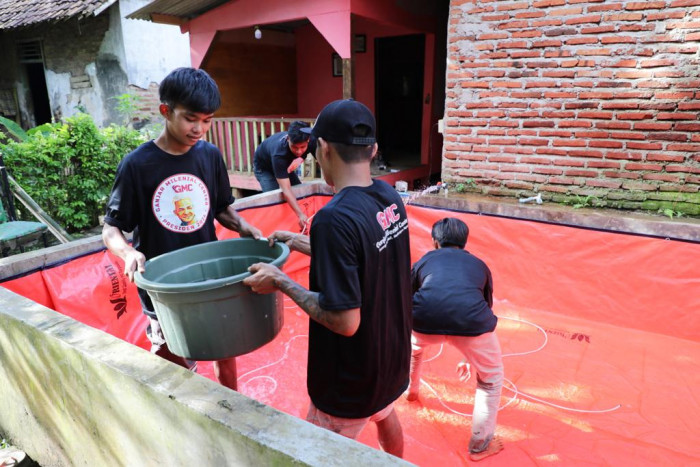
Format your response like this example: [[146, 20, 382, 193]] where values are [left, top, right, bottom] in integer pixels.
[[25, 63, 51, 125], [375, 34, 425, 168]]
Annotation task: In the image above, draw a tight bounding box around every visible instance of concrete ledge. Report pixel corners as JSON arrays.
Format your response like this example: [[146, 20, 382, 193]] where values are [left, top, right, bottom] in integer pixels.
[[0, 287, 409, 466], [0, 234, 106, 280], [233, 180, 332, 211], [410, 193, 700, 243]]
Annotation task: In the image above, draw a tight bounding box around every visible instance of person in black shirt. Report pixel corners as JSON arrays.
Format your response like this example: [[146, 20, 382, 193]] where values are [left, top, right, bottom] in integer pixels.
[[244, 99, 411, 458], [407, 217, 504, 461], [102, 68, 262, 391], [253, 121, 317, 231]]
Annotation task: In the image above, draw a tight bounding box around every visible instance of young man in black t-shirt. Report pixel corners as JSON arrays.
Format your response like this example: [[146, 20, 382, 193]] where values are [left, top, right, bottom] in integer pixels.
[[102, 67, 262, 391], [408, 217, 504, 461], [253, 121, 317, 231], [244, 99, 412, 458]]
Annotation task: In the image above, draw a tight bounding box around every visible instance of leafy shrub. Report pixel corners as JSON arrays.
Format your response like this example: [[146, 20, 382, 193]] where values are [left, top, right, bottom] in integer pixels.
[[0, 113, 145, 232]]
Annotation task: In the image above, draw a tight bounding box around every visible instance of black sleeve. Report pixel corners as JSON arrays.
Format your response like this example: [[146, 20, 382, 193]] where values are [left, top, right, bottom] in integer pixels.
[[311, 211, 362, 311], [212, 145, 235, 213], [484, 264, 494, 308], [411, 261, 422, 295], [271, 153, 291, 180], [104, 158, 136, 233]]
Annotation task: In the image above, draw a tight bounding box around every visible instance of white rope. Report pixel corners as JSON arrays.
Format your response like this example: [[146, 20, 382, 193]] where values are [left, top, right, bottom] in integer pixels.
[[241, 375, 278, 395], [416, 315, 621, 416], [237, 307, 621, 415], [238, 334, 308, 381], [499, 316, 548, 357]]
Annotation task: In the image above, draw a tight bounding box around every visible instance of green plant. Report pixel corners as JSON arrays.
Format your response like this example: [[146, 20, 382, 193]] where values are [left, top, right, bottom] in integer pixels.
[[454, 179, 477, 193], [1, 113, 145, 232], [1, 438, 8, 449], [113, 93, 142, 126], [27, 123, 55, 137], [661, 208, 684, 219], [0, 115, 28, 142], [568, 194, 597, 209]]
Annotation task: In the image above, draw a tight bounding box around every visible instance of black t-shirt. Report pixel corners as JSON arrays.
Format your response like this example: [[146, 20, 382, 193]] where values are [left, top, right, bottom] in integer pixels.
[[308, 179, 412, 418], [253, 131, 317, 180], [104, 140, 235, 316], [411, 248, 497, 336]]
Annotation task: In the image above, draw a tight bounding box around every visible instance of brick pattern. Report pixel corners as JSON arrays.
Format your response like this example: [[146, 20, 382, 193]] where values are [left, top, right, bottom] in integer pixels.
[[128, 83, 161, 125], [445, 0, 700, 214]]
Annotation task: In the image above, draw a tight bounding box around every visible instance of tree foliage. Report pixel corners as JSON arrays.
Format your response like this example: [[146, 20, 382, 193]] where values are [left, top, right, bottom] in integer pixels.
[[0, 113, 145, 232]]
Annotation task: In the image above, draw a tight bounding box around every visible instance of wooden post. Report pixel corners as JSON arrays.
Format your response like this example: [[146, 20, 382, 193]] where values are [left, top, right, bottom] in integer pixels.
[[342, 58, 354, 99], [8, 175, 73, 243]]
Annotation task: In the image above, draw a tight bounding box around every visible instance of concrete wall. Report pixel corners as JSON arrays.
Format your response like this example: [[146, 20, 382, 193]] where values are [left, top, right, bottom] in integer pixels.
[[2, 1, 189, 129], [444, 0, 700, 216], [0, 287, 408, 466], [119, 0, 191, 89], [0, 185, 409, 467]]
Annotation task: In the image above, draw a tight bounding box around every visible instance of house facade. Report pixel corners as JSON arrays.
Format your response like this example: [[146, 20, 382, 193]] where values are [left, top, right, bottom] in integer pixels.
[[127, 0, 700, 215], [0, 0, 190, 129], [129, 0, 450, 188]]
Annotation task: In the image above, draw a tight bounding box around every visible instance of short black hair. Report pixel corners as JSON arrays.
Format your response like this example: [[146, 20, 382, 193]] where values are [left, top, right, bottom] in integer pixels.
[[432, 217, 469, 249], [288, 121, 311, 144], [327, 142, 374, 163], [159, 67, 221, 114]]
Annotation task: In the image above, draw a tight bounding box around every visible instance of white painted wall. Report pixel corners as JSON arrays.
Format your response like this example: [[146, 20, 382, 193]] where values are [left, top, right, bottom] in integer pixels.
[[45, 65, 109, 125], [100, 4, 128, 68], [118, 0, 191, 89], [22, 1, 190, 127]]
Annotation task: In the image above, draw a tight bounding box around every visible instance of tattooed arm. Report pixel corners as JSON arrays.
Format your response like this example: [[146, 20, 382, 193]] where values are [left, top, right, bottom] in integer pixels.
[[267, 230, 311, 256], [243, 262, 360, 336]]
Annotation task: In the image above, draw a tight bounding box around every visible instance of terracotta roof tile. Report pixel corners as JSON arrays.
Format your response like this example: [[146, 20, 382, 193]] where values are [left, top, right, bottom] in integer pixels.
[[0, 0, 114, 29]]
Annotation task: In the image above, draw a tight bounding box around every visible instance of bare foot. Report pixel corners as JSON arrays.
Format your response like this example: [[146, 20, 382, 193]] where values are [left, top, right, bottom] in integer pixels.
[[405, 390, 419, 402], [469, 437, 504, 461]]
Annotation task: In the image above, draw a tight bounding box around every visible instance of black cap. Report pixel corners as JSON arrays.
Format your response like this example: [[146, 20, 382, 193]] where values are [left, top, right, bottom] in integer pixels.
[[301, 99, 376, 146]]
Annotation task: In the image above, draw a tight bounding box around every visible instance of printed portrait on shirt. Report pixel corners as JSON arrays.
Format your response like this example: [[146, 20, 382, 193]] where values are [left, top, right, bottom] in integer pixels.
[[152, 174, 211, 233]]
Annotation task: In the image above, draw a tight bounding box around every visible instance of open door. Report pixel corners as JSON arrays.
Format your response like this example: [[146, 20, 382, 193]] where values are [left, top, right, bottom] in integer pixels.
[[18, 41, 51, 125], [25, 63, 51, 125], [374, 34, 425, 169]]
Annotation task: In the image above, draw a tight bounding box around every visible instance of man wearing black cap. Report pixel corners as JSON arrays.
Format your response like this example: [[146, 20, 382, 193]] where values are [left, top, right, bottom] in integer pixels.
[[244, 99, 411, 458], [253, 120, 317, 231]]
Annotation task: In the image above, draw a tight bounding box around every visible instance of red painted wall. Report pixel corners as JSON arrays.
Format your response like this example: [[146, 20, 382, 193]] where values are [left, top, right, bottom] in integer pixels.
[[184, 0, 443, 174], [295, 24, 343, 118], [296, 19, 419, 117], [296, 17, 437, 167]]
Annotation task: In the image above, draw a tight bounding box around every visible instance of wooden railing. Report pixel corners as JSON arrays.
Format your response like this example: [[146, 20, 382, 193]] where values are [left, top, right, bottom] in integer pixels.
[[205, 117, 318, 182]]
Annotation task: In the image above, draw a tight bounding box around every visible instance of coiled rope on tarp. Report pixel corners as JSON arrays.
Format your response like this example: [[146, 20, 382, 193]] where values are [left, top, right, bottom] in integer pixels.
[[418, 315, 622, 416]]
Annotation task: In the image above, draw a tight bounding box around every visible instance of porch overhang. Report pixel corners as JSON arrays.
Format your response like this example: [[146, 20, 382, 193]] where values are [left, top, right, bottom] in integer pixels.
[[127, 0, 433, 68]]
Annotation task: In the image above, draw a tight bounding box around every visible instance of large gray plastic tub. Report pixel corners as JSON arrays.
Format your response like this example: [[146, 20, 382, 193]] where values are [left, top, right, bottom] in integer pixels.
[[135, 238, 289, 360]]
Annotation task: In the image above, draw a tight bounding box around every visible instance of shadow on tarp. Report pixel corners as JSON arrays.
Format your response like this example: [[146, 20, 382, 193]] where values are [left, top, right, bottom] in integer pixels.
[[2, 194, 699, 466]]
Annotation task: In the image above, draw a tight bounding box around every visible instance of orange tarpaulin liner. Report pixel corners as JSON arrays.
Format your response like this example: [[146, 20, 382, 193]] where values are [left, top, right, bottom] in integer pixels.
[[2, 195, 699, 466]]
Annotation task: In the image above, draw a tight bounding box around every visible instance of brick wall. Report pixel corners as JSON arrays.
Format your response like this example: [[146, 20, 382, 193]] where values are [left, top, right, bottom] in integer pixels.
[[444, 0, 700, 215], [127, 82, 161, 126]]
